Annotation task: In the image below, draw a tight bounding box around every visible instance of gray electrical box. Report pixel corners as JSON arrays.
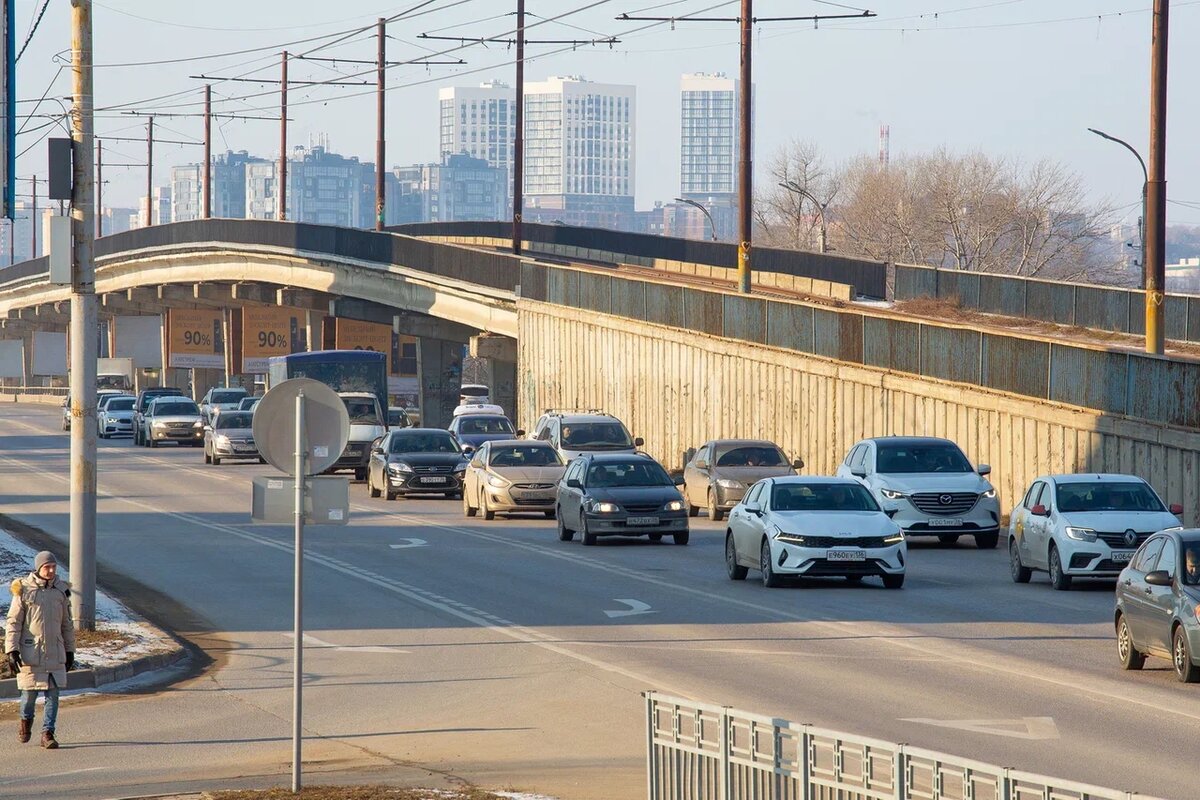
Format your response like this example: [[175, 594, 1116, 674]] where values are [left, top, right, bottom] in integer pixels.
[[46, 215, 71, 284], [251, 475, 350, 525], [47, 138, 73, 200]]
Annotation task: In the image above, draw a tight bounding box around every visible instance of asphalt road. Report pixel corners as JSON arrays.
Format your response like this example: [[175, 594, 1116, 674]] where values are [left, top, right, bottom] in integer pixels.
[[0, 404, 1197, 800]]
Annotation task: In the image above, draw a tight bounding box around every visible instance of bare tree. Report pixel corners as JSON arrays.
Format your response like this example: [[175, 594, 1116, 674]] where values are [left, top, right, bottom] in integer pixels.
[[754, 140, 840, 251]]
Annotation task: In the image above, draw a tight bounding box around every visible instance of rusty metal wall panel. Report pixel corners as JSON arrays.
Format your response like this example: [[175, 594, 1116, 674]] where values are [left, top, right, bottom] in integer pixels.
[[977, 274, 1026, 317], [682, 288, 724, 336], [937, 271, 980, 306], [611, 277, 647, 321], [723, 295, 766, 343], [1165, 295, 1188, 341], [766, 303, 814, 353], [520, 262, 547, 302], [1025, 282, 1076, 325], [1048, 346, 1128, 414], [1189, 298, 1200, 343], [894, 265, 938, 299], [644, 283, 685, 328], [577, 272, 612, 314], [1074, 286, 1132, 332], [813, 309, 863, 363], [1127, 356, 1200, 429], [981, 334, 1049, 398], [920, 326, 982, 384], [863, 317, 920, 374]]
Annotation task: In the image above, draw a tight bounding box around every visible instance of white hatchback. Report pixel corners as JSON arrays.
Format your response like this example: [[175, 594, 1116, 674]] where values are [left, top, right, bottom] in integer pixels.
[[1008, 474, 1184, 590], [724, 477, 906, 589]]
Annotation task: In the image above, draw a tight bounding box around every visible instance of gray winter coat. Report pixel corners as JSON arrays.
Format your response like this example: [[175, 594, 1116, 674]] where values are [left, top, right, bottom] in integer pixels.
[[5, 573, 75, 691]]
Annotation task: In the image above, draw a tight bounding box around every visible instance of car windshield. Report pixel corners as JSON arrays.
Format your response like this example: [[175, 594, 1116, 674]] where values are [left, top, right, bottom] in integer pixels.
[[1184, 544, 1200, 586], [211, 390, 246, 404], [772, 483, 880, 512], [716, 445, 787, 467], [388, 409, 406, 426], [562, 422, 632, 449], [106, 398, 134, 412], [489, 445, 562, 468], [153, 402, 198, 416], [215, 413, 253, 430], [390, 432, 459, 454], [238, 398, 259, 410], [459, 416, 514, 435], [341, 397, 381, 425], [1056, 482, 1165, 513], [586, 461, 672, 487], [876, 443, 972, 473]]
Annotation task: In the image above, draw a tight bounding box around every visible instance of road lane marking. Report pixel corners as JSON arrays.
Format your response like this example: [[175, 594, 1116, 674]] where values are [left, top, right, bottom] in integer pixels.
[[389, 538, 428, 549], [604, 599, 655, 618], [0, 767, 109, 786], [901, 716, 1060, 740], [283, 632, 408, 654]]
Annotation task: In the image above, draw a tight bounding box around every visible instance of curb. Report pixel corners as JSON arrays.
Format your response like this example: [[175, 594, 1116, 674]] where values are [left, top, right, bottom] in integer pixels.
[[0, 642, 188, 699]]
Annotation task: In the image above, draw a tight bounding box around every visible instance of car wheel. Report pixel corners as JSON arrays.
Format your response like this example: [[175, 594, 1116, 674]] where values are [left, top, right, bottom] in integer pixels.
[[581, 516, 597, 546], [709, 490, 725, 522], [1173, 625, 1199, 683], [557, 508, 574, 541], [354, 468, 367, 482], [384, 483, 397, 501], [686, 494, 698, 518], [482, 492, 496, 520], [882, 573, 905, 589], [673, 531, 689, 545], [1010, 539, 1032, 583], [462, 489, 475, 516], [1048, 545, 1071, 591], [726, 534, 748, 581], [975, 532, 999, 549], [1116, 614, 1145, 671], [543, 510, 555, 519], [258, 456, 267, 464], [937, 534, 959, 545], [204, 450, 211, 465], [369, 472, 381, 499], [149, 438, 158, 448], [760, 538, 781, 588], [211, 454, 220, 465], [648, 533, 663, 542]]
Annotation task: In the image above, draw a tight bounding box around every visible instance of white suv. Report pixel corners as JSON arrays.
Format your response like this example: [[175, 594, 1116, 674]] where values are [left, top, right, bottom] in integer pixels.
[[836, 436, 1001, 549], [1008, 474, 1184, 590], [530, 410, 642, 462]]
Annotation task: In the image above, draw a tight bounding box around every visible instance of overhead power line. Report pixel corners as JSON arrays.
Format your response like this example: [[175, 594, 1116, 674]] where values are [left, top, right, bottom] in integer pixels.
[[16, 0, 51, 62]]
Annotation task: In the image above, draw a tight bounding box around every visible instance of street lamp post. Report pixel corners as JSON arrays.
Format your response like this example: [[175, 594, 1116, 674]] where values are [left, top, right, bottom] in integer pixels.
[[1088, 127, 1148, 279], [674, 198, 718, 242], [778, 181, 828, 254]]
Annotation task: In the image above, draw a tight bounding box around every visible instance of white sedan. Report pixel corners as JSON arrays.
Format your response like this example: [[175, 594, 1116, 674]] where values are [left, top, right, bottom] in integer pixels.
[[725, 476, 906, 589], [1007, 473, 1184, 590]]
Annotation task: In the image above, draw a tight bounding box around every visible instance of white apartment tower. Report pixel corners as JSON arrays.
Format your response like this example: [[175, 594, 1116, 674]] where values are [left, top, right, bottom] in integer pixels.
[[679, 72, 741, 200], [438, 81, 515, 201]]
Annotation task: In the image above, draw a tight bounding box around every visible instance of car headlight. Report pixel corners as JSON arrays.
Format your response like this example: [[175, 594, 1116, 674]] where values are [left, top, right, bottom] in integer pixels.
[[982, 488, 996, 499], [716, 479, 745, 490], [664, 500, 684, 512], [453, 462, 467, 473], [883, 530, 905, 544], [880, 488, 905, 500], [389, 462, 413, 474], [193, 420, 204, 429], [1064, 526, 1097, 542], [591, 501, 619, 513], [151, 421, 166, 429], [215, 435, 230, 447], [487, 475, 510, 488]]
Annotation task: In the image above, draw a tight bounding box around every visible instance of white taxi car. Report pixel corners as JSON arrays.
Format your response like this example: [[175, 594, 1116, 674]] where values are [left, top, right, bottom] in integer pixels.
[[725, 476, 906, 589], [1008, 474, 1184, 590]]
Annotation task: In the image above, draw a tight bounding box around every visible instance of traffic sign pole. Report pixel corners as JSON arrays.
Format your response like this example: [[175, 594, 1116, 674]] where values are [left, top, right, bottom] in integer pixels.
[[292, 388, 305, 793]]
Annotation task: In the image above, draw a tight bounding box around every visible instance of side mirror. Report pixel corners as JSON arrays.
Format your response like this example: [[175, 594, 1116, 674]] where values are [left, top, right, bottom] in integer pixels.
[[792, 458, 805, 470], [1145, 570, 1173, 587], [203, 425, 212, 432], [672, 474, 685, 486], [462, 445, 476, 455], [1031, 504, 1050, 517], [1170, 503, 1184, 515], [694, 459, 708, 470], [516, 429, 526, 437], [851, 468, 867, 479], [370, 447, 384, 455], [634, 437, 645, 448], [566, 478, 583, 490], [977, 464, 992, 476]]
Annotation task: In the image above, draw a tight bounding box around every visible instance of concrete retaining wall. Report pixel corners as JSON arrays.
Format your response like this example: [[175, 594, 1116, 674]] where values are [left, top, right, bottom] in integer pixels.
[[518, 300, 1200, 525]]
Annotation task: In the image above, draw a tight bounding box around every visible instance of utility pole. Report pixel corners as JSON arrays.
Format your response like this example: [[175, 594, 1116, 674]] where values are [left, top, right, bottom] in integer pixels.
[[375, 19, 385, 231], [95, 139, 102, 237], [69, 0, 98, 631], [736, 0, 752, 293], [512, 0, 525, 255], [1145, 0, 1169, 355], [279, 51, 288, 222], [144, 116, 154, 226], [203, 85, 211, 219]]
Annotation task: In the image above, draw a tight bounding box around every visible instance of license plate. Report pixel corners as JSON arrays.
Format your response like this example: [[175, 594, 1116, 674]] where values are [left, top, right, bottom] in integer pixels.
[[928, 518, 963, 527], [234, 445, 255, 452], [1112, 551, 1134, 563], [626, 516, 660, 526], [418, 476, 448, 484], [827, 550, 866, 561]]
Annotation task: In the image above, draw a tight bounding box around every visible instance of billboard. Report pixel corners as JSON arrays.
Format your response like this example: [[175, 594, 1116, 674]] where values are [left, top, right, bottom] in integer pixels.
[[113, 315, 162, 368], [0, 338, 21, 379], [242, 306, 305, 373], [334, 318, 418, 397], [31, 331, 66, 376], [167, 309, 224, 369]]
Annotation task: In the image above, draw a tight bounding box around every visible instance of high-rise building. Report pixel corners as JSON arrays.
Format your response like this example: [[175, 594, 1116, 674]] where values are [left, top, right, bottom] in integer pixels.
[[244, 145, 370, 227], [522, 75, 635, 229], [391, 154, 507, 225], [438, 81, 515, 201], [134, 188, 171, 228], [679, 72, 741, 199], [172, 151, 271, 222]]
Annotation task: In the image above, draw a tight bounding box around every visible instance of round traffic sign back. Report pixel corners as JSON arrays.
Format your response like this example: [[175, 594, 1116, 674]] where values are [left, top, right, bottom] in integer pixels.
[[253, 378, 350, 476]]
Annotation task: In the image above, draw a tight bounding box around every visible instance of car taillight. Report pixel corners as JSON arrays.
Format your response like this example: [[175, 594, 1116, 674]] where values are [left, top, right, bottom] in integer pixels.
[[1195, 606, 1200, 624]]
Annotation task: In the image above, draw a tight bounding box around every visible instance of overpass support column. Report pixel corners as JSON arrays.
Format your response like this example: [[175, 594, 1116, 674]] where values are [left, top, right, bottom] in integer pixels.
[[21, 330, 36, 388], [417, 337, 464, 428], [469, 333, 518, 423]]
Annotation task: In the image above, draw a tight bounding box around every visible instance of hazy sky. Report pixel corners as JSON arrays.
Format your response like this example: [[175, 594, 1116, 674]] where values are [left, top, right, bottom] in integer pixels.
[[14, 1, 1200, 227]]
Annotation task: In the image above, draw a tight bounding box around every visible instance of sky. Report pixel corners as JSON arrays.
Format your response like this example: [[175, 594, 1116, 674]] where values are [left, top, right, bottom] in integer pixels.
[[12, 0, 1200, 227]]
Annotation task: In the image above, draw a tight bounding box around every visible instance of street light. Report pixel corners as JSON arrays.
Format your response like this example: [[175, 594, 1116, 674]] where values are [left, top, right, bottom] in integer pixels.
[[674, 197, 718, 242], [1088, 127, 1148, 275], [778, 181, 828, 254]]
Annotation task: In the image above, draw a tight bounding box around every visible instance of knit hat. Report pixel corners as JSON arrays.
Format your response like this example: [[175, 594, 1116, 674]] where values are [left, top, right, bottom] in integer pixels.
[[33, 551, 57, 571]]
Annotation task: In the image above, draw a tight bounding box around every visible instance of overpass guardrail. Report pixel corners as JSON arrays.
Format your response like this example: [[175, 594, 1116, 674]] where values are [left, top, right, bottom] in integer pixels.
[[645, 692, 1163, 800]]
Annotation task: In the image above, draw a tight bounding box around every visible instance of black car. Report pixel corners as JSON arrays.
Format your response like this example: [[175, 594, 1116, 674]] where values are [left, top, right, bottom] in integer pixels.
[[556, 453, 689, 546], [366, 428, 467, 501], [132, 387, 186, 446], [1115, 529, 1200, 682]]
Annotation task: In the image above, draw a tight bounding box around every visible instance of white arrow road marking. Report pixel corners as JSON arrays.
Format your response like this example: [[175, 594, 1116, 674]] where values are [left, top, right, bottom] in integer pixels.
[[389, 538, 428, 549], [900, 716, 1060, 740], [604, 599, 656, 618], [284, 632, 408, 654]]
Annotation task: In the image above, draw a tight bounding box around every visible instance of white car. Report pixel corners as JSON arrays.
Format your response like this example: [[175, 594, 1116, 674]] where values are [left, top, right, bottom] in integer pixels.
[[199, 386, 249, 420], [1008, 474, 1184, 590], [725, 477, 906, 589], [97, 395, 136, 438], [837, 436, 1001, 549]]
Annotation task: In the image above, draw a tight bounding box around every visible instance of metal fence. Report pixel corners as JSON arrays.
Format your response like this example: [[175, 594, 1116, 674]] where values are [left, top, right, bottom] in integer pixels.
[[894, 263, 1200, 344], [645, 693, 1163, 800]]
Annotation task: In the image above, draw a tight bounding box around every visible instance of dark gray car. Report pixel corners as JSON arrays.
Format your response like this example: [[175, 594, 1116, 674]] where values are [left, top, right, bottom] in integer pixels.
[[203, 410, 260, 465], [556, 453, 689, 546], [1115, 529, 1200, 682], [682, 439, 803, 521]]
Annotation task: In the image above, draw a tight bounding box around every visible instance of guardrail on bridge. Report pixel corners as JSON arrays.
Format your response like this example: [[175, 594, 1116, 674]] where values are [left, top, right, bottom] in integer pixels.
[[645, 692, 1162, 800]]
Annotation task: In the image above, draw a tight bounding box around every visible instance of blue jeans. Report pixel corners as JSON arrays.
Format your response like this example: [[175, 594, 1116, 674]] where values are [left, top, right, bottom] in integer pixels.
[[18, 677, 60, 732]]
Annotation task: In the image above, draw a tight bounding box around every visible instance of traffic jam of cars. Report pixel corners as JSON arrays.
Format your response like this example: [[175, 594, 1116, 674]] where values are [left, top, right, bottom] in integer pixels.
[[77, 377, 1200, 684]]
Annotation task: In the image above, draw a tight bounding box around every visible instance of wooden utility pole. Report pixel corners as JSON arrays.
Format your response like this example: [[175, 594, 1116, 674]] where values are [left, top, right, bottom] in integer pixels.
[[375, 19, 386, 230], [145, 116, 154, 226], [736, 0, 752, 293], [512, 0, 525, 255], [279, 51, 288, 221], [1145, 0, 1169, 355], [203, 84, 212, 219], [95, 139, 102, 237]]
